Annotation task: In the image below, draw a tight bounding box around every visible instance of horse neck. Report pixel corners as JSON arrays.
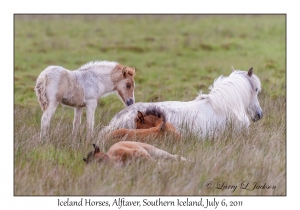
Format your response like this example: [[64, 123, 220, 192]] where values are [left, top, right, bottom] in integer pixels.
[[147, 124, 163, 132], [95, 152, 111, 163], [149, 119, 165, 133], [95, 69, 115, 92], [145, 116, 164, 127], [78, 65, 116, 93]]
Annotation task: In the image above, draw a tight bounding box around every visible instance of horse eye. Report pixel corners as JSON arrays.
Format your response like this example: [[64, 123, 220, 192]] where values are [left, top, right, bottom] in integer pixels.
[[256, 88, 258, 92], [126, 83, 131, 88]]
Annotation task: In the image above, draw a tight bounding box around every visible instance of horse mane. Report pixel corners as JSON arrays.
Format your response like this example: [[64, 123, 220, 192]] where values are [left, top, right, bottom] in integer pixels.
[[197, 71, 257, 121], [78, 60, 118, 71], [143, 106, 167, 130], [194, 90, 208, 100]]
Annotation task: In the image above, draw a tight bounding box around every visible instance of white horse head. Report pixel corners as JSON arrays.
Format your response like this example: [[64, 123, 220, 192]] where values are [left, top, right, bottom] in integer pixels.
[[209, 67, 263, 122], [243, 67, 263, 122]]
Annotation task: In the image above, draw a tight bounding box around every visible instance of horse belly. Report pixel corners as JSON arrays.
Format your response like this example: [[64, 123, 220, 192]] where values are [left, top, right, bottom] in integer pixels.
[[61, 85, 86, 107], [57, 71, 86, 107]]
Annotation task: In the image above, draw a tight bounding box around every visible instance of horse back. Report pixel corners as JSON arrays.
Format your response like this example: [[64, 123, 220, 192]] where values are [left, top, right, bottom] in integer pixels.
[[42, 66, 86, 107], [105, 127, 161, 144], [107, 143, 151, 163], [107, 129, 137, 140], [109, 141, 149, 151]]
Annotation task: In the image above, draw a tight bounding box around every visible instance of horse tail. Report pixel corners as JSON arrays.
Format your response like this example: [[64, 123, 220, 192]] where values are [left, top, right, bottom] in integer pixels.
[[35, 73, 48, 111]]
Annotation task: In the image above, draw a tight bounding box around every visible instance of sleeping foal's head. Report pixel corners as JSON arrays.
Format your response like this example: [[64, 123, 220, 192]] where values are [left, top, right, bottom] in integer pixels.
[[135, 107, 166, 130], [83, 144, 110, 164]]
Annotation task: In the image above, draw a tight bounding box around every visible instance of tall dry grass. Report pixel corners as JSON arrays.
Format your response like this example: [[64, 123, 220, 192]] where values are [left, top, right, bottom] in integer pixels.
[[14, 92, 285, 196]]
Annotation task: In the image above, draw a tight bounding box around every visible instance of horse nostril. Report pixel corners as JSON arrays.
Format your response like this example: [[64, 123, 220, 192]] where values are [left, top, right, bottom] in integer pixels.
[[257, 112, 263, 119]]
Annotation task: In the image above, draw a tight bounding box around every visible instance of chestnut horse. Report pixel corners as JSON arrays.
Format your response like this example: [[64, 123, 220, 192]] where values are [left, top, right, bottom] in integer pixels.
[[103, 107, 181, 144], [34, 61, 135, 140], [83, 142, 187, 166]]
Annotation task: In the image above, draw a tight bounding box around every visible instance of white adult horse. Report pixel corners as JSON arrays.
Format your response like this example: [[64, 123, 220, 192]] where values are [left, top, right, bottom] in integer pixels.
[[35, 60, 136, 139], [98, 67, 262, 140]]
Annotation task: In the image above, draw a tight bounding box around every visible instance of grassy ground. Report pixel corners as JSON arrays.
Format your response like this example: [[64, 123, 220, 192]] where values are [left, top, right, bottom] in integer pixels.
[[14, 14, 286, 195]]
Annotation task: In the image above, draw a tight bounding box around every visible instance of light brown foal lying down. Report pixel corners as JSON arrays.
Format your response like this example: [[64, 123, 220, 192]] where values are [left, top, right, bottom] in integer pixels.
[[103, 107, 181, 143], [83, 142, 187, 166]]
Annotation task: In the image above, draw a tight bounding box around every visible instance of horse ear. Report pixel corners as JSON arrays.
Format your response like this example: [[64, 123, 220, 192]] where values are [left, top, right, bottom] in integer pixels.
[[231, 66, 235, 72], [138, 111, 145, 123], [93, 144, 100, 153], [127, 67, 135, 77], [247, 67, 253, 77], [122, 67, 127, 77]]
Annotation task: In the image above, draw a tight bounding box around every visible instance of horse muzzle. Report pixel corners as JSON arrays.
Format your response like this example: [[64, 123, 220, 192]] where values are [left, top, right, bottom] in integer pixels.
[[253, 110, 263, 122], [126, 98, 134, 106]]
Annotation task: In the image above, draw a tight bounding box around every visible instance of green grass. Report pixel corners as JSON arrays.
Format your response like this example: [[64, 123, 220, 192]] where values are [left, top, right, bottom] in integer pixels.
[[14, 14, 286, 195]]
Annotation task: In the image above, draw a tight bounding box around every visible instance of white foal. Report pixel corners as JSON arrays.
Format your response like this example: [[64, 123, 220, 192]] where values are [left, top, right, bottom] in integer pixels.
[[35, 61, 136, 140]]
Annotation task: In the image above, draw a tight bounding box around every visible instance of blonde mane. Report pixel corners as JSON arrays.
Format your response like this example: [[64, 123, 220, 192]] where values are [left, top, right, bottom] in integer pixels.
[[78, 60, 118, 71]]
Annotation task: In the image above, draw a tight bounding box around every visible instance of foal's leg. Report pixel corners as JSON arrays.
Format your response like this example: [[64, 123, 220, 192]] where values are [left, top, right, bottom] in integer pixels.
[[40, 101, 59, 140], [72, 107, 83, 140], [86, 100, 97, 139], [73, 107, 83, 134]]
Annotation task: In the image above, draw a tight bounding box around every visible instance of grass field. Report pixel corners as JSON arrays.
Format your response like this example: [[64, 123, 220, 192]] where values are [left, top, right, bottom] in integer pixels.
[[14, 14, 286, 195]]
